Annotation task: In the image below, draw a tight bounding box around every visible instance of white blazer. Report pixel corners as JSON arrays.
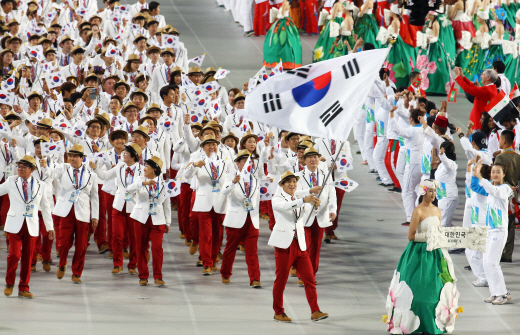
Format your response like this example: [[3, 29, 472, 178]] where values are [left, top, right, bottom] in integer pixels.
[[94, 162, 144, 213], [127, 176, 171, 225], [44, 163, 99, 222], [0, 140, 21, 181], [184, 154, 230, 214], [146, 129, 171, 173], [150, 64, 176, 102], [0, 176, 53, 237], [221, 173, 260, 229], [268, 190, 314, 250], [296, 168, 337, 228]]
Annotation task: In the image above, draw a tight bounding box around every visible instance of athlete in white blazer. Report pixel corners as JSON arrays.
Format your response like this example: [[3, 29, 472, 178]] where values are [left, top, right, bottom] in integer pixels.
[[184, 134, 230, 274], [268, 171, 328, 322], [220, 150, 262, 287], [295, 147, 337, 279], [1, 155, 54, 298], [126, 156, 171, 287], [90, 143, 144, 275], [41, 144, 99, 284]]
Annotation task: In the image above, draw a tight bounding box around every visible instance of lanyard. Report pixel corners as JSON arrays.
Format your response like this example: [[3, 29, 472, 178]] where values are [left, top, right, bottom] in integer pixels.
[[238, 174, 253, 198], [72, 166, 85, 190], [115, 151, 120, 164], [148, 177, 160, 199], [0, 143, 12, 164]]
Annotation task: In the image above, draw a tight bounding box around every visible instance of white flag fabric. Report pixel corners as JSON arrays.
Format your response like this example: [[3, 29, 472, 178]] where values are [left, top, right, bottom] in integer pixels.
[[242, 48, 390, 141], [332, 178, 359, 192], [189, 94, 211, 111], [182, 73, 196, 88], [4, 73, 15, 90], [72, 123, 87, 139], [335, 145, 353, 171], [27, 45, 45, 62], [202, 81, 221, 94], [214, 68, 230, 79], [188, 54, 205, 67], [45, 71, 67, 89], [188, 108, 206, 123], [105, 45, 120, 57], [157, 119, 174, 133], [0, 120, 11, 134], [42, 140, 65, 157], [271, 60, 283, 76], [165, 179, 182, 197], [240, 155, 252, 182], [255, 66, 268, 82], [0, 91, 15, 106], [41, 61, 55, 73], [53, 115, 72, 132], [162, 34, 179, 50], [259, 178, 277, 201]]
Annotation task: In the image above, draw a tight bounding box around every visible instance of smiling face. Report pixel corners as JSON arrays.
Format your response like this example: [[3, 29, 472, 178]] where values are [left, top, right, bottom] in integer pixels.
[[17, 162, 34, 179], [305, 154, 319, 171], [244, 137, 256, 153], [491, 165, 506, 184], [281, 177, 298, 196], [68, 153, 83, 169], [422, 186, 437, 203], [202, 142, 218, 156]]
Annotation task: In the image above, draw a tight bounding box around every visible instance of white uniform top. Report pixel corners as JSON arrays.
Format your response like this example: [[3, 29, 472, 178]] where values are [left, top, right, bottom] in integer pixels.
[[434, 153, 458, 200]]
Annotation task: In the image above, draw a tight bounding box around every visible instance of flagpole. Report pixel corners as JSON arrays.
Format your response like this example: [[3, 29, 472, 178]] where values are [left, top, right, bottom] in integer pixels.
[[303, 141, 345, 226]]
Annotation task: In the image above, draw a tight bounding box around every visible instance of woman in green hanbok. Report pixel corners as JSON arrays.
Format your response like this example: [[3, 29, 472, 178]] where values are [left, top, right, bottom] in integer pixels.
[[483, 8, 507, 71], [418, 12, 453, 94], [505, 11, 520, 84], [378, 5, 417, 88], [312, 1, 344, 62], [456, 12, 488, 82], [263, 0, 302, 69], [385, 179, 460, 335], [353, 0, 380, 48]]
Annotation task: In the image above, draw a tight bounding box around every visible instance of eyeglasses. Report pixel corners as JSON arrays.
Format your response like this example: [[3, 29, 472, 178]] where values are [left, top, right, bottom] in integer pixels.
[[89, 126, 101, 130]]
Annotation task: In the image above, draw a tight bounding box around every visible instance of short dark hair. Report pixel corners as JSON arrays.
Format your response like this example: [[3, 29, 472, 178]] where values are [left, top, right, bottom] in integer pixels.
[[441, 140, 456, 161], [410, 71, 421, 82], [125, 147, 139, 162], [159, 85, 176, 101], [501, 129, 515, 145], [409, 109, 422, 124], [61, 82, 76, 94], [379, 68, 390, 80], [145, 161, 161, 176], [493, 60, 506, 74], [149, 1, 159, 11], [363, 43, 375, 51], [70, 92, 83, 105], [110, 95, 122, 105]]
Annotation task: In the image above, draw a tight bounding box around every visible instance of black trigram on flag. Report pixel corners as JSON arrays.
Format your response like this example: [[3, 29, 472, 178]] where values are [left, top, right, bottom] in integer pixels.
[[286, 67, 311, 79], [342, 59, 360, 79], [263, 93, 282, 113], [320, 100, 343, 127]]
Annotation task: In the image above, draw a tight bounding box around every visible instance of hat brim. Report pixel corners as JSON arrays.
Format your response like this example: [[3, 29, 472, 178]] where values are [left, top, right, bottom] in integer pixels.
[[132, 129, 150, 140], [86, 119, 103, 127], [144, 158, 161, 172], [5, 114, 21, 121], [303, 152, 321, 158], [27, 94, 43, 101], [278, 175, 299, 186], [16, 159, 35, 168], [130, 91, 149, 101], [33, 138, 48, 145], [68, 150, 85, 157], [200, 139, 219, 147], [240, 133, 258, 146], [124, 145, 140, 159], [190, 124, 203, 130], [234, 154, 250, 162], [36, 123, 52, 129]]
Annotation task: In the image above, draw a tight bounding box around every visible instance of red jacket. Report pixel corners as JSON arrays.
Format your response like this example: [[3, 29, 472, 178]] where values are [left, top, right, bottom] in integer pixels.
[[455, 76, 497, 129]]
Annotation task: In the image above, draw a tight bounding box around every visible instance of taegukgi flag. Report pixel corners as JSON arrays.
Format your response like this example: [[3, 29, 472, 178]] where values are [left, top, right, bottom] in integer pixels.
[[241, 48, 390, 141]]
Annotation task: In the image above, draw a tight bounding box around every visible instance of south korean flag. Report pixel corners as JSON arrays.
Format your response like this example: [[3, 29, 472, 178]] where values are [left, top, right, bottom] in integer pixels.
[[105, 45, 120, 57], [72, 123, 87, 139], [42, 140, 65, 157], [335, 145, 353, 171], [188, 54, 205, 67], [331, 177, 359, 193], [0, 90, 15, 106], [202, 81, 221, 94], [27, 45, 45, 62], [0, 120, 10, 134], [53, 115, 72, 132], [188, 108, 205, 124], [45, 71, 67, 89], [259, 178, 277, 201], [165, 179, 181, 197], [214, 68, 230, 80], [162, 34, 179, 51], [157, 119, 174, 133], [242, 49, 390, 141], [190, 94, 211, 111]]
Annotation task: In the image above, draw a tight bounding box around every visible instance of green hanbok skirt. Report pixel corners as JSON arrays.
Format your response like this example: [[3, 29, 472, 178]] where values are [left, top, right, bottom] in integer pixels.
[[313, 16, 344, 62], [263, 17, 302, 69], [353, 13, 380, 48]]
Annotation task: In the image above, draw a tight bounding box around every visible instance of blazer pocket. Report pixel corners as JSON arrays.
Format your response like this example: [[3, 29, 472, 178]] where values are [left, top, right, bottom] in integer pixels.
[[135, 204, 143, 209], [273, 226, 285, 232], [7, 212, 15, 217], [198, 191, 205, 196], [229, 208, 238, 213]]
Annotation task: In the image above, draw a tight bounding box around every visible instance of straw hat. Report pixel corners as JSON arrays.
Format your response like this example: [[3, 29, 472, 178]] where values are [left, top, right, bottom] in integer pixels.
[[278, 171, 299, 186], [17, 155, 36, 168], [200, 134, 219, 147], [69, 144, 85, 156]]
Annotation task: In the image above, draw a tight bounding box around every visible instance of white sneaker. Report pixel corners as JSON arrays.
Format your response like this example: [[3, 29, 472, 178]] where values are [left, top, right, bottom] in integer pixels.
[[472, 279, 489, 287], [484, 295, 497, 303], [492, 293, 512, 305]]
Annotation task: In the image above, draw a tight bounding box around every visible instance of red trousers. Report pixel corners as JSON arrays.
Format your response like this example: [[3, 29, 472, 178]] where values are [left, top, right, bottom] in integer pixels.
[[135, 217, 165, 280], [190, 191, 199, 245], [0, 191, 9, 226], [32, 212, 53, 264], [385, 139, 401, 188], [254, 1, 270, 36], [105, 193, 115, 251], [305, 219, 324, 275], [6, 221, 37, 291], [273, 239, 319, 315], [88, 186, 107, 248], [112, 204, 137, 269], [325, 189, 345, 236], [178, 183, 193, 240], [220, 215, 260, 284], [197, 209, 224, 267], [58, 206, 89, 277], [301, 0, 318, 35]]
